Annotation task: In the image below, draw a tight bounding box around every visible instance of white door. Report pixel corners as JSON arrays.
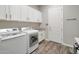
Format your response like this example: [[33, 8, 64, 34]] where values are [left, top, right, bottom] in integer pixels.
[[9, 5, 21, 21], [48, 6, 63, 43], [0, 6, 6, 20]]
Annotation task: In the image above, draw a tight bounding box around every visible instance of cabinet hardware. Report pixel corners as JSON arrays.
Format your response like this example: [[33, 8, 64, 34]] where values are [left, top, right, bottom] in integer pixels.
[[6, 14, 7, 19], [27, 17, 29, 20], [10, 14, 11, 19], [37, 19, 39, 21]]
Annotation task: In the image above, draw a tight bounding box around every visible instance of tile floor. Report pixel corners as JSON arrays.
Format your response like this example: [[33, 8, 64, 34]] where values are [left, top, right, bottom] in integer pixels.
[[32, 40, 74, 54]]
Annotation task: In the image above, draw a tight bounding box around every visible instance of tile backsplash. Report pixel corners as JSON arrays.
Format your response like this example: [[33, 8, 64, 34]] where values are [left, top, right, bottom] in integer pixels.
[[0, 20, 41, 29]]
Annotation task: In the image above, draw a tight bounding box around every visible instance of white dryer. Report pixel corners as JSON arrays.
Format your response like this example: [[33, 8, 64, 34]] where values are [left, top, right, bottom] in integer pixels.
[[21, 27, 39, 53]]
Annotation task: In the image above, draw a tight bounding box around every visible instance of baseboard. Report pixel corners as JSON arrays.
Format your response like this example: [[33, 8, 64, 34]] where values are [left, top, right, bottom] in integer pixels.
[[39, 39, 45, 44], [47, 39, 62, 44], [43, 39, 73, 48], [62, 43, 73, 48]]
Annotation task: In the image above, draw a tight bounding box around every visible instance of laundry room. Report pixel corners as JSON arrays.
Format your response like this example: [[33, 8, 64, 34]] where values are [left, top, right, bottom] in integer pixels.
[[0, 5, 79, 54]]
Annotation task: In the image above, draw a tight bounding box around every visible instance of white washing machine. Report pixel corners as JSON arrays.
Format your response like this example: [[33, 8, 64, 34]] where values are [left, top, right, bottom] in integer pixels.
[[21, 27, 39, 53], [0, 28, 27, 54]]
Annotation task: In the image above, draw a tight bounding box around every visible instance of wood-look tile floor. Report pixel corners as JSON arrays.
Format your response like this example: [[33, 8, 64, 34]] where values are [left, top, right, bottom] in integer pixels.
[[32, 40, 74, 54]]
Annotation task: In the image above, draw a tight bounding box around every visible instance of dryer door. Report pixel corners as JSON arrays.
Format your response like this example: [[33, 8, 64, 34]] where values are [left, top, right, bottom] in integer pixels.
[[29, 33, 38, 47]]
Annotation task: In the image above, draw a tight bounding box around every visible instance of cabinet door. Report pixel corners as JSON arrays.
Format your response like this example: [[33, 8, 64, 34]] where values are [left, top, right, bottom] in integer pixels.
[[9, 5, 21, 21], [38, 31, 42, 42], [0, 6, 6, 20], [28, 7, 42, 23], [28, 6, 35, 22], [21, 6, 28, 21], [31, 9, 39, 22], [38, 31, 45, 42], [32, 9, 41, 22], [28, 7, 38, 22], [5, 6, 11, 20], [36, 11, 42, 22], [42, 31, 45, 40]]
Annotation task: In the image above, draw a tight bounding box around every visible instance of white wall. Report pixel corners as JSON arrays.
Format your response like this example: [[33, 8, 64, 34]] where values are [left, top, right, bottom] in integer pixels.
[[39, 6, 48, 28], [40, 5, 79, 46], [63, 5, 79, 46]]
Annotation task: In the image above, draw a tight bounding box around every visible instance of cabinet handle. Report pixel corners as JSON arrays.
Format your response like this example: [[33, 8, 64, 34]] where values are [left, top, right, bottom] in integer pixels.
[[6, 14, 7, 19], [37, 19, 39, 21], [10, 14, 11, 19], [27, 17, 29, 20]]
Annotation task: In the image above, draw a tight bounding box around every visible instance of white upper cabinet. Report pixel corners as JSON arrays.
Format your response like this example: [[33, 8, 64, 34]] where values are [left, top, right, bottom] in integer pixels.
[[21, 6, 28, 21], [28, 6, 42, 23], [37, 11, 42, 22], [9, 5, 21, 21], [28, 6, 36, 22], [5, 6, 11, 20], [0, 6, 6, 20], [0, 5, 42, 23], [32, 9, 42, 22]]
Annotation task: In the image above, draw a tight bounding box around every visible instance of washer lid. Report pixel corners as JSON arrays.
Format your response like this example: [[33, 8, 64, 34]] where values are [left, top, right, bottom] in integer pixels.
[[22, 30, 39, 34], [21, 27, 33, 31]]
